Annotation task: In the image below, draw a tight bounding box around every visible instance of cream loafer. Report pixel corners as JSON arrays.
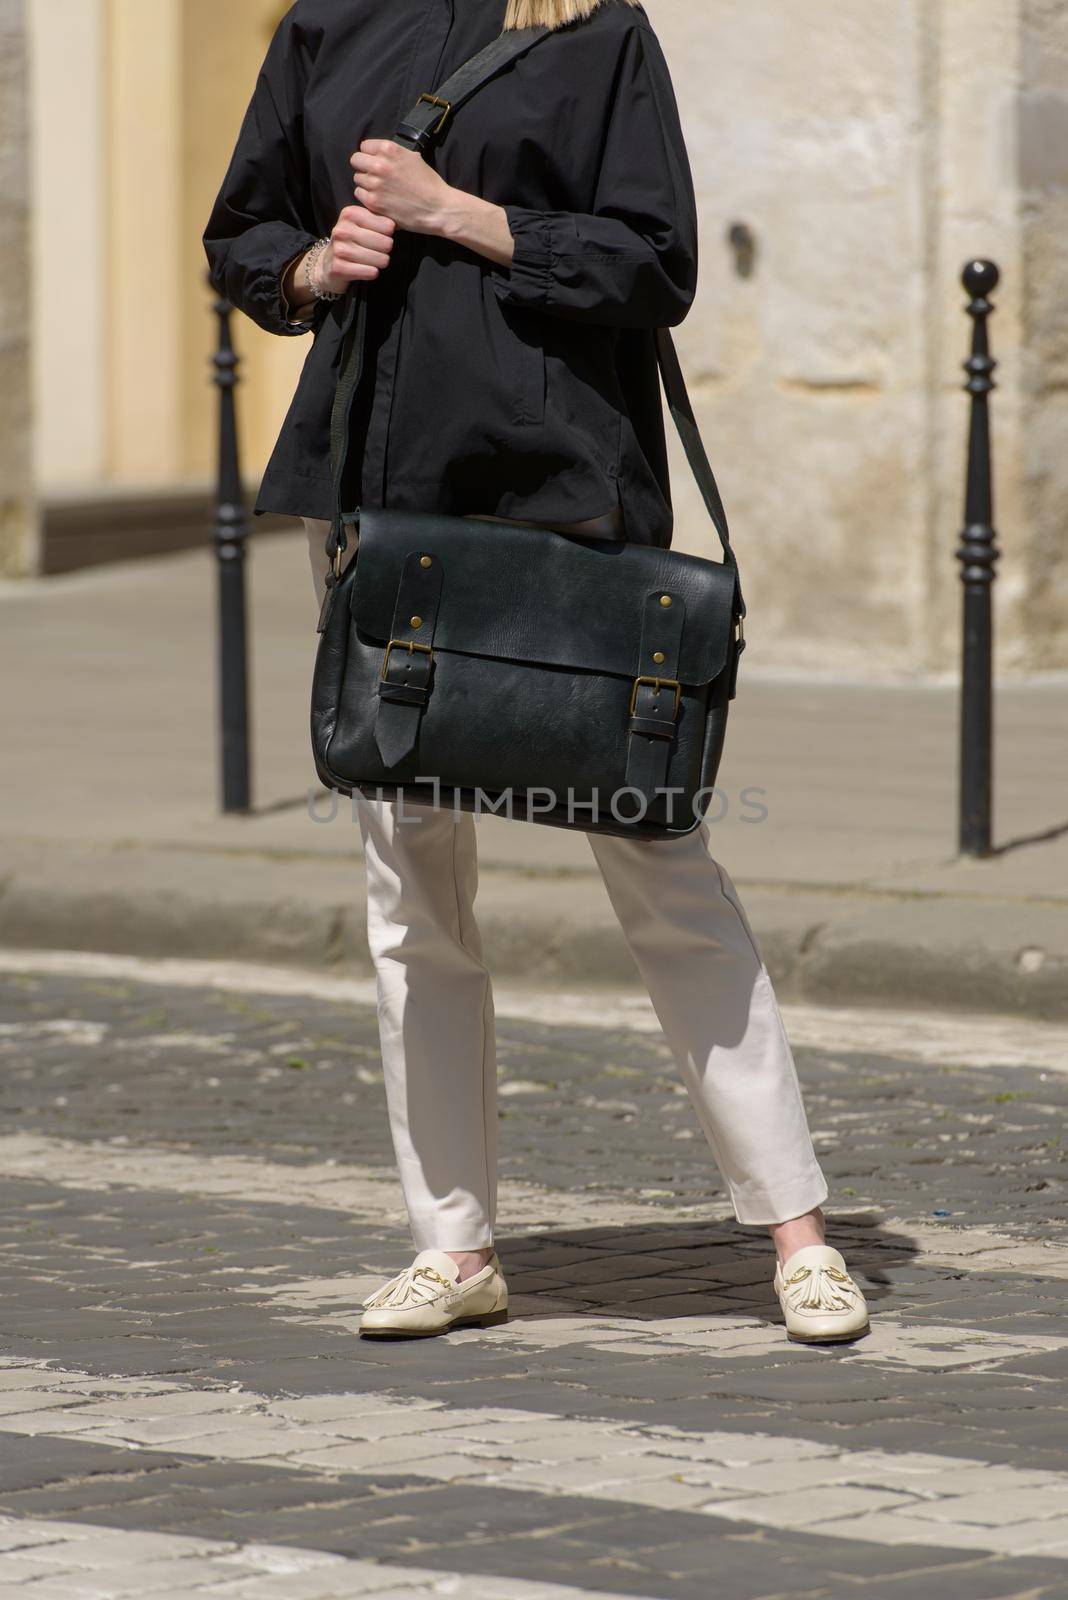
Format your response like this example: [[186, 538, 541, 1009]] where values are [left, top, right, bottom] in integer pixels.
[[774, 1244, 870, 1343], [360, 1248, 509, 1339]]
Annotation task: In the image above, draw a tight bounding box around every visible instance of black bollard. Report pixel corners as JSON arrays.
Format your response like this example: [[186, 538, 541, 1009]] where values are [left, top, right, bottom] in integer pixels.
[[956, 260, 1000, 859], [210, 285, 252, 814]]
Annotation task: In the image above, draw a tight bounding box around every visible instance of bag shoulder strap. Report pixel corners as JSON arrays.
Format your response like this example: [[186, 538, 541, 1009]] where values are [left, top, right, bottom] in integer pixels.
[[655, 330, 742, 613], [395, 25, 556, 153], [328, 24, 743, 619]]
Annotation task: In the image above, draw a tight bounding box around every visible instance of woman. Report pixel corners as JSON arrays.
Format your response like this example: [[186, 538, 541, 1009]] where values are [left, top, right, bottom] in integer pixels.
[[204, 0, 869, 1345]]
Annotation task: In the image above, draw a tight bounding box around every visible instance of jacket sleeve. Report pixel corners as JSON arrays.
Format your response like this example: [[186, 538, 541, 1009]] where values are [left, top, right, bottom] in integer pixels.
[[202, 6, 321, 336], [490, 21, 698, 330]]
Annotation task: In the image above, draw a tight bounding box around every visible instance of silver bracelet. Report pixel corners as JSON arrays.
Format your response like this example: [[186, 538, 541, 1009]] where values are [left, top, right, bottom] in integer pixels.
[[304, 236, 341, 302]]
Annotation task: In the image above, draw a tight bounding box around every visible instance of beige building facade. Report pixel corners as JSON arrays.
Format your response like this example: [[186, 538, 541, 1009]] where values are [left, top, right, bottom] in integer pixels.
[[1, 0, 36, 576], [8, 0, 1068, 673]]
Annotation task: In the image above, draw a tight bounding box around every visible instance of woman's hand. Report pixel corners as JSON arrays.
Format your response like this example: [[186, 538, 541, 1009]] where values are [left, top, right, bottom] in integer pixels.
[[322, 204, 396, 287], [349, 140, 516, 267], [281, 206, 395, 322], [350, 140, 453, 234]]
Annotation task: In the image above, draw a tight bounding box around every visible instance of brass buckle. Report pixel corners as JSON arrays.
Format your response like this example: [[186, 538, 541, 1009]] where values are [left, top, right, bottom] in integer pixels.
[[629, 676, 681, 718], [736, 616, 745, 646], [332, 545, 343, 580], [416, 93, 452, 136], [381, 638, 434, 679]]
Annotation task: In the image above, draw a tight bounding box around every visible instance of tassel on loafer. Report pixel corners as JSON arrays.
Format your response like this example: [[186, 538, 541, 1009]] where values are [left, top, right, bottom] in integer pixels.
[[774, 1244, 870, 1344], [360, 1248, 509, 1339]]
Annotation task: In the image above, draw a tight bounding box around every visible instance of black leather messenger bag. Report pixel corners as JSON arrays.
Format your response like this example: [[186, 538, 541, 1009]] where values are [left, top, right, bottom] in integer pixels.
[[311, 25, 746, 841]]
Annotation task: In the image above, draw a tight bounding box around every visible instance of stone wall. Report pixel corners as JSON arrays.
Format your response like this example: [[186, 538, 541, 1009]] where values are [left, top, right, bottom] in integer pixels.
[[1019, 0, 1068, 668], [653, 0, 1068, 675], [0, 0, 37, 576]]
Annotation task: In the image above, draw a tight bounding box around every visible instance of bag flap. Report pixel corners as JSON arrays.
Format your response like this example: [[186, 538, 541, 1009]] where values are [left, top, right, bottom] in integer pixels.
[[350, 510, 737, 686]]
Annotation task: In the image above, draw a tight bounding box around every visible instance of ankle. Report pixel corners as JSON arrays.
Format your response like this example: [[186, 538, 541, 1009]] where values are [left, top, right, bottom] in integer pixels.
[[445, 1247, 495, 1283], [769, 1207, 826, 1267]]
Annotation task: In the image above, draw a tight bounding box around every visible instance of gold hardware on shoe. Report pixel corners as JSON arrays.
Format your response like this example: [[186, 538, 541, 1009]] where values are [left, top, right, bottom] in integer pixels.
[[416, 93, 452, 135], [781, 1261, 859, 1314], [420, 555, 433, 568], [414, 1266, 453, 1291], [410, 615, 423, 628], [652, 651, 665, 664], [381, 639, 434, 678], [629, 676, 682, 717], [659, 594, 672, 607]]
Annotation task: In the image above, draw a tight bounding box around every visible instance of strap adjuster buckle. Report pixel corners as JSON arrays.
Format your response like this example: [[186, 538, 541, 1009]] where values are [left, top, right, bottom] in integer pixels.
[[628, 676, 681, 719], [415, 93, 452, 136], [381, 639, 434, 679]]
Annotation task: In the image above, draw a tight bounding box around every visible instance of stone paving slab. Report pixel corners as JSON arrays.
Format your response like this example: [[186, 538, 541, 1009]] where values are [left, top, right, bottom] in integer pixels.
[[0, 963, 1067, 1597], [11, 1376, 1068, 1557], [9, 949, 1068, 1076]]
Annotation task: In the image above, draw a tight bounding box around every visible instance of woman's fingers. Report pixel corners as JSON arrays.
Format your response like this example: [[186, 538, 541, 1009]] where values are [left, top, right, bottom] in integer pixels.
[[328, 204, 395, 281], [339, 204, 395, 236], [350, 140, 395, 175], [334, 208, 394, 251], [346, 138, 451, 235], [334, 240, 392, 270], [336, 225, 393, 256], [332, 261, 381, 282]]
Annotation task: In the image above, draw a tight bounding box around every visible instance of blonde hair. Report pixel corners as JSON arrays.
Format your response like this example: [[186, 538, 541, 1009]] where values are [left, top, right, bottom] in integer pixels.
[[504, 0, 639, 31]]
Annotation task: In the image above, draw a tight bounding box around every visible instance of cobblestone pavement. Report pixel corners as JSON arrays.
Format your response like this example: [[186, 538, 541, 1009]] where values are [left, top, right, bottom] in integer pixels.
[[0, 953, 1067, 1599]]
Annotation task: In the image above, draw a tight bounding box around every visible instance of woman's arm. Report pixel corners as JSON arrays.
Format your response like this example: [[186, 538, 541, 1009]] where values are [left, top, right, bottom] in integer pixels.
[[350, 21, 696, 329], [494, 24, 698, 327], [351, 143, 515, 267], [430, 191, 516, 268], [203, 11, 320, 335], [205, 5, 400, 336]]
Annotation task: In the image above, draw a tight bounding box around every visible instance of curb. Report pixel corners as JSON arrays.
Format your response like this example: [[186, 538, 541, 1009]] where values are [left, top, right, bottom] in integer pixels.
[[1, 842, 1066, 1021]]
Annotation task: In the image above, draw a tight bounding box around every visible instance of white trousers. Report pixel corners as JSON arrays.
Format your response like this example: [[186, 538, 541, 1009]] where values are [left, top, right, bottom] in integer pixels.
[[305, 517, 828, 1250]]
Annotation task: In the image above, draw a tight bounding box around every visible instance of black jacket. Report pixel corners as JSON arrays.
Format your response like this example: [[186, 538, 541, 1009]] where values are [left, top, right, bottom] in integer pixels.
[[203, 0, 699, 546]]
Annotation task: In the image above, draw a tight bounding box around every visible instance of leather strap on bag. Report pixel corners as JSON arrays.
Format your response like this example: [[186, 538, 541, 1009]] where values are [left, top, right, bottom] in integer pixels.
[[394, 25, 554, 154], [654, 329, 743, 617], [374, 550, 445, 764], [624, 588, 686, 805], [326, 25, 554, 582]]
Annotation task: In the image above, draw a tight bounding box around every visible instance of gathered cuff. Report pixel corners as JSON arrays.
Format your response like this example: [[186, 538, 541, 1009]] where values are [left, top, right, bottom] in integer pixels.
[[489, 204, 563, 311], [212, 221, 321, 336], [487, 203, 680, 329], [269, 232, 323, 334]]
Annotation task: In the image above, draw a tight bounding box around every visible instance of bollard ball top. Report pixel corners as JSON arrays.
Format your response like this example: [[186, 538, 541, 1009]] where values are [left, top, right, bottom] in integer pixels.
[[962, 259, 1000, 298]]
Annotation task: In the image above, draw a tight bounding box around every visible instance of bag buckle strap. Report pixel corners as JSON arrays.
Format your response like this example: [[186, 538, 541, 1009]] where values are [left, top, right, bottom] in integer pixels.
[[625, 594, 686, 803], [373, 553, 444, 766], [416, 93, 452, 134], [378, 638, 435, 710], [729, 614, 746, 700], [628, 675, 681, 722], [395, 94, 453, 152], [381, 638, 434, 681]]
